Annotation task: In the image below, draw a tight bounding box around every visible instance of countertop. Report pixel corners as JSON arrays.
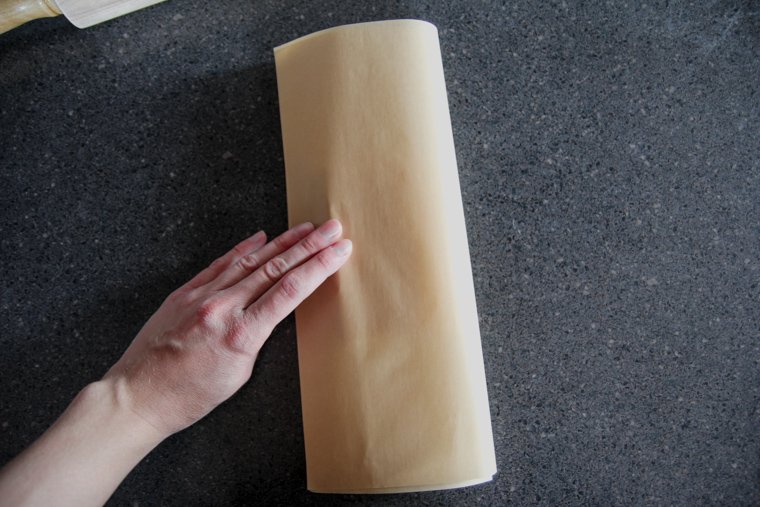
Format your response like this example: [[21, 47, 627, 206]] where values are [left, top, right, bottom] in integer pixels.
[[1, 1, 758, 505]]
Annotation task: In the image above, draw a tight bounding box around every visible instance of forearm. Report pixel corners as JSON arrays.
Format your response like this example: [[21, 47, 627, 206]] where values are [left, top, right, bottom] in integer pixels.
[[0, 379, 166, 507]]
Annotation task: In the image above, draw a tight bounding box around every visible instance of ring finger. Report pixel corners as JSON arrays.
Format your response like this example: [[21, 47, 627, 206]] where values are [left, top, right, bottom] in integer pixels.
[[209, 221, 315, 291]]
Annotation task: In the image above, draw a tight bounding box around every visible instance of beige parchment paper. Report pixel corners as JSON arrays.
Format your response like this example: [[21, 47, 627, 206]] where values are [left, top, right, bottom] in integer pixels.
[[274, 19, 497, 494]]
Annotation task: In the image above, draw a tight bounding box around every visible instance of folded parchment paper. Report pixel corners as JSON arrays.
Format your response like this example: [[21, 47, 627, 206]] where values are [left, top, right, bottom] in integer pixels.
[[274, 19, 497, 493]]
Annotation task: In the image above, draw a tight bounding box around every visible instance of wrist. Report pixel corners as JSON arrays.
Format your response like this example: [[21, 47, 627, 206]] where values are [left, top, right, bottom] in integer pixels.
[[0, 380, 167, 506], [75, 378, 169, 448]]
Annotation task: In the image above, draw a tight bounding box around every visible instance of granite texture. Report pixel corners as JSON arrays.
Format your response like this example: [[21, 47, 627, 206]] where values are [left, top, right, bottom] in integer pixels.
[[1, 1, 759, 505]]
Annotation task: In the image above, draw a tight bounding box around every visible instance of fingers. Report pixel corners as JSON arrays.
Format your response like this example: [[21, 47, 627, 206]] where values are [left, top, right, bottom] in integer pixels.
[[183, 231, 267, 290], [245, 239, 352, 337], [225, 219, 343, 306], [209, 222, 315, 291]]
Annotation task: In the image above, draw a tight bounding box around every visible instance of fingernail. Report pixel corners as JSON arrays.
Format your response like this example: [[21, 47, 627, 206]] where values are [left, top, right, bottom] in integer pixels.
[[332, 239, 352, 256], [319, 219, 341, 238]]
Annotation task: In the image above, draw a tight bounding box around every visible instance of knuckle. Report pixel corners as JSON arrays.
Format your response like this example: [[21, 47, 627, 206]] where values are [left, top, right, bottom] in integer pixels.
[[279, 273, 302, 300], [264, 257, 288, 281], [166, 287, 197, 307], [209, 256, 227, 270], [232, 241, 250, 256], [300, 234, 321, 253], [222, 321, 251, 354], [316, 249, 335, 270], [195, 298, 224, 327], [238, 252, 259, 271], [165, 288, 185, 305], [273, 234, 290, 250]]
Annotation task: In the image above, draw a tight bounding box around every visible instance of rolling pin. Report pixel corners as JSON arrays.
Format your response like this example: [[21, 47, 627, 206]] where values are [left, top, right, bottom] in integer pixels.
[[0, 0, 167, 34]]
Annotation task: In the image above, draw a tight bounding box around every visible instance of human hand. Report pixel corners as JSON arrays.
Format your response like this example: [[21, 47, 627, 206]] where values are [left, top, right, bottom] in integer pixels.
[[0, 220, 351, 506], [103, 219, 352, 437]]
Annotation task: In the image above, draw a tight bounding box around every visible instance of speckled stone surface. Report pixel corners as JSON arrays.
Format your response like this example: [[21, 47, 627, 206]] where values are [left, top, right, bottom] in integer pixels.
[[1, 1, 759, 505]]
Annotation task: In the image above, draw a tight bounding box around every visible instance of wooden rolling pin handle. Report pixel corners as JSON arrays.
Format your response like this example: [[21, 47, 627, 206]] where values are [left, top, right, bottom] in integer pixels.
[[0, 0, 61, 35]]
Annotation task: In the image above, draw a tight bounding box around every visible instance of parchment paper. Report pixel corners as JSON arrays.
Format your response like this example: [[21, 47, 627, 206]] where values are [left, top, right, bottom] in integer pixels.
[[274, 19, 497, 494], [56, 0, 167, 28]]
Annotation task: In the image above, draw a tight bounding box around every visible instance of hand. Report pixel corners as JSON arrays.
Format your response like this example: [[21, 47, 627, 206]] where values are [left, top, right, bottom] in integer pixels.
[[0, 220, 351, 506], [104, 219, 352, 437]]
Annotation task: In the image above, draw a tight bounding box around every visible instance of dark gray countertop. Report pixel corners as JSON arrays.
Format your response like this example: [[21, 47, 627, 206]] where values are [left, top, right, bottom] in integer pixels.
[[1, 1, 758, 505]]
